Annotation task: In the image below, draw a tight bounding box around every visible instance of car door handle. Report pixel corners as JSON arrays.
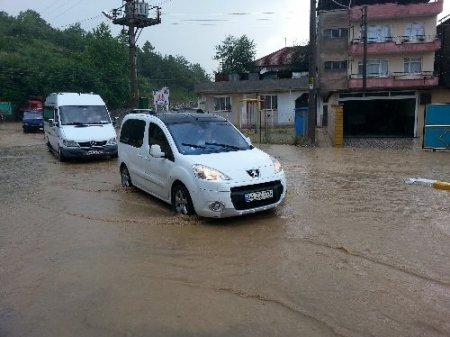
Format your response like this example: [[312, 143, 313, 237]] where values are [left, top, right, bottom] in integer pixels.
[[137, 154, 144, 158]]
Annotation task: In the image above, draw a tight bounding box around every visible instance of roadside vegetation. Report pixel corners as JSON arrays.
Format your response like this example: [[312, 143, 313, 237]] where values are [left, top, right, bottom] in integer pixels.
[[0, 10, 210, 110]]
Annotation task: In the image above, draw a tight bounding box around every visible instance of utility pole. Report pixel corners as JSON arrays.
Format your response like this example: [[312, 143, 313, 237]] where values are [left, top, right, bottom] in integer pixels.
[[108, 0, 161, 107], [361, 5, 368, 90], [308, 0, 317, 143]]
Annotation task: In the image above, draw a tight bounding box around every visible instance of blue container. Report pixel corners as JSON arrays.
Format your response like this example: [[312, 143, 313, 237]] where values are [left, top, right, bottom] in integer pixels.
[[423, 105, 450, 150], [295, 107, 308, 136]]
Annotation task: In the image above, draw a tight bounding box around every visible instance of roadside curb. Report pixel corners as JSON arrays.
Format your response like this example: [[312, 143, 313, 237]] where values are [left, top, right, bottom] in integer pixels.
[[405, 178, 450, 191]]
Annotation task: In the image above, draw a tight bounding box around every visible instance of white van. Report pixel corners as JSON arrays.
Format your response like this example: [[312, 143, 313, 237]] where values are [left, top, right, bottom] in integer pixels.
[[43, 92, 118, 161]]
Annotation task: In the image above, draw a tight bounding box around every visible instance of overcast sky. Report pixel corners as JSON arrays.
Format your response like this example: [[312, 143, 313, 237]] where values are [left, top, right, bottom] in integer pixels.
[[1, 0, 450, 75], [0, 0, 309, 75]]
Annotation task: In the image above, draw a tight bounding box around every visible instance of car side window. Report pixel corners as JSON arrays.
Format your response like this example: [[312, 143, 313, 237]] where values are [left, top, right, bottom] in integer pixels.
[[120, 119, 146, 148], [149, 123, 174, 161]]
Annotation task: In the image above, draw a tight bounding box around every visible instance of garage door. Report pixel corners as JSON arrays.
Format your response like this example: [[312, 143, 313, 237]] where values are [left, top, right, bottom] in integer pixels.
[[343, 98, 416, 137]]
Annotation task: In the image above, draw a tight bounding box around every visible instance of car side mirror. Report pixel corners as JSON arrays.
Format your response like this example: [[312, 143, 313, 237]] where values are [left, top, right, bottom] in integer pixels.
[[113, 116, 119, 127], [48, 118, 54, 127], [149, 144, 165, 158]]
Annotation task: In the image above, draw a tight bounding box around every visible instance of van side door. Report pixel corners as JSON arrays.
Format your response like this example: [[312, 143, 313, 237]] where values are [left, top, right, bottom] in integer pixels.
[[119, 118, 147, 189], [140, 122, 175, 200], [43, 105, 58, 150]]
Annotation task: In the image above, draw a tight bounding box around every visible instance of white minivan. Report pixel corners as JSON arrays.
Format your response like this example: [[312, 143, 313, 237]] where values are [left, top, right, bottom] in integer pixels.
[[43, 92, 118, 161], [118, 112, 286, 218]]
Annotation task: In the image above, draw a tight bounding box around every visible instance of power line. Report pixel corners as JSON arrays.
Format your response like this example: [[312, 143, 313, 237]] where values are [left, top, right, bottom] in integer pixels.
[[47, 0, 88, 21]]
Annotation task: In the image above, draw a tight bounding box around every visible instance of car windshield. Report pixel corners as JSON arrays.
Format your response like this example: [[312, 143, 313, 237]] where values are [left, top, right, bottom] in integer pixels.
[[23, 111, 43, 119], [167, 120, 252, 155], [59, 106, 110, 125]]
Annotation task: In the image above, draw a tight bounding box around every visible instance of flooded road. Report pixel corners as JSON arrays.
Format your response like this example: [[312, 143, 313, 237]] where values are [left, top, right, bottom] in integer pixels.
[[1, 122, 450, 337]]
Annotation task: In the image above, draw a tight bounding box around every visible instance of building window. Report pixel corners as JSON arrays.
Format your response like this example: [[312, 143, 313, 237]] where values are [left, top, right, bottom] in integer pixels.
[[323, 28, 348, 39], [367, 25, 392, 43], [404, 58, 422, 74], [214, 96, 231, 111], [405, 23, 425, 41], [324, 61, 347, 71], [358, 59, 389, 77], [261, 95, 278, 110]]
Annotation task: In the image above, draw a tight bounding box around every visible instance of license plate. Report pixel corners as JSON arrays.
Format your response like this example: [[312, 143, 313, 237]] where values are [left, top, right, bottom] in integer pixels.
[[87, 150, 102, 155], [244, 189, 273, 202]]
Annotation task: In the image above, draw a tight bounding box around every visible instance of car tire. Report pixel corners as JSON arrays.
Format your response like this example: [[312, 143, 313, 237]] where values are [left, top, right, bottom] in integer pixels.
[[172, 184, 195, 215], [120, 165, 133, 187]]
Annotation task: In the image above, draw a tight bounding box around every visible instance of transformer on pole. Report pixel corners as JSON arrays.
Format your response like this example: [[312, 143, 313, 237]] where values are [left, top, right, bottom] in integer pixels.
[[107, 0, 161, 107]]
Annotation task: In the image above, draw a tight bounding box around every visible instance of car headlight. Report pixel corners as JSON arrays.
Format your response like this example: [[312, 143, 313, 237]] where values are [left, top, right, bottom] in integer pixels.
[[193, 164, 231, 181], [63, 140, 79, 147], [270, 156, 283, 174], [106, 137, 117, 145]]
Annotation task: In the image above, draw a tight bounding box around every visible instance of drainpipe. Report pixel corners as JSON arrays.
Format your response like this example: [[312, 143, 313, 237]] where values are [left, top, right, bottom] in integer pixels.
[[361, 5, 368, 90]]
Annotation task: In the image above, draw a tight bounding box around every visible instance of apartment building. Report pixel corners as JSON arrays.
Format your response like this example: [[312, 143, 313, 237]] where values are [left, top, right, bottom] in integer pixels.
[[317, 0, 443, 143]]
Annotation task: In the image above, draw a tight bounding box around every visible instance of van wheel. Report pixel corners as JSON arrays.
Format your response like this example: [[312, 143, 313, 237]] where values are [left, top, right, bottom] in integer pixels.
[[172, 184, 195, 215], [120, 165, 132, 187], [57, 147, 66, 162]]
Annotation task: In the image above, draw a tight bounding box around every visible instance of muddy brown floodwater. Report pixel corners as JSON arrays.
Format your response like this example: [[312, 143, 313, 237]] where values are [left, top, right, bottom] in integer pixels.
[[1, 122, 450, 337]]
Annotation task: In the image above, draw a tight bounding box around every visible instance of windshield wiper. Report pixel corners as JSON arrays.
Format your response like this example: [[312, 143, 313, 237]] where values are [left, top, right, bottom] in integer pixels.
[[181, 143, 206, 149], [205, 142, 241, 150], [64, 122, 88, 126]]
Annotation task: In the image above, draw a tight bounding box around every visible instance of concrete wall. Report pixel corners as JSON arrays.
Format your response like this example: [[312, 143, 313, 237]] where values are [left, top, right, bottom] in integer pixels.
[[326, 95, 340, 145], [317, 10, 349, 94], [432, 88, 450, 104]]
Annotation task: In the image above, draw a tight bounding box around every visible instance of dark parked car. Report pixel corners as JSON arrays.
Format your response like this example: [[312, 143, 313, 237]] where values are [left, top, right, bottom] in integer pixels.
[[22, 110, 44, 133]]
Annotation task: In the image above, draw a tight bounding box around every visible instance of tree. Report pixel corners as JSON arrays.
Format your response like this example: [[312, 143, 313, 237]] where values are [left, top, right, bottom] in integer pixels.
[[0, 13, 209, 110], [214, 35, 256, 74]]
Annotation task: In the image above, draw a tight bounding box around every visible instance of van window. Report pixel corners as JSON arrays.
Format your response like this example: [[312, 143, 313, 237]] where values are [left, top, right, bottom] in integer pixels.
[[149, 123, 174, 161], [120, 119, 146, 148], [59, 106, 110, 125], [43, 106, 54, 121]]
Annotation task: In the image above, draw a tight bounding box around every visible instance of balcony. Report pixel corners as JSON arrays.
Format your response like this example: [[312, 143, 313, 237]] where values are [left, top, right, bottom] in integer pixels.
[[349, 0, 443, 21], [348, 71, 438, 89], [349, 35, 441, 55]]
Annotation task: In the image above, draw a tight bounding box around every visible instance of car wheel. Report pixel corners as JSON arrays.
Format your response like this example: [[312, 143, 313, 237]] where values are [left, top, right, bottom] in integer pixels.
[[172, 184, 195, 215], [57, 147, 66, 162], [120, 165, 133, 187]]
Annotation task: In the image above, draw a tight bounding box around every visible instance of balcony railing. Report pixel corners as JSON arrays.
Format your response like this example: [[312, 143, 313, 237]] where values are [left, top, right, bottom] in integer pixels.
[[349, 0, 443, 21], [348, 71, 438, 89], [349, 35, 441, 55]]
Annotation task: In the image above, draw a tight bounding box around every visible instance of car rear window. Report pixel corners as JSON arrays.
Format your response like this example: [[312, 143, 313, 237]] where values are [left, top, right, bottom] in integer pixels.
[[120, 119, 146, 148]]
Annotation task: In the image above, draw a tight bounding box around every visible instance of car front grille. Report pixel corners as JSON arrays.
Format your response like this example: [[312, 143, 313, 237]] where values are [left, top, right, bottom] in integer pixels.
[[230, 180, 284, 210], [78, 141, 107, 148]]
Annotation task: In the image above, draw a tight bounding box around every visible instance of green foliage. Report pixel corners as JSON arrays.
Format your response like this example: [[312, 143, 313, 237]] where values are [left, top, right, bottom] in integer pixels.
[[291, 44, 310, 72], [0, 10, 210, 111], [214, 35, 256, 74]]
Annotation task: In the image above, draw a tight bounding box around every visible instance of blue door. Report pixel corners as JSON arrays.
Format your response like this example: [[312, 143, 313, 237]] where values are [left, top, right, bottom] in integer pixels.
[[295, 107, 308, 136]]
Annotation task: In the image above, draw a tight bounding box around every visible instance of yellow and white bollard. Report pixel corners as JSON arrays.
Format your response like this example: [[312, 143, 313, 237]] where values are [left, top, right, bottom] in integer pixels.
[[405, 178, 450, 191]]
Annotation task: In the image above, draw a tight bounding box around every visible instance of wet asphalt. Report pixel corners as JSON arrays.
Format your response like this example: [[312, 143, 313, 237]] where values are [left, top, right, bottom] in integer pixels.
[[1, 122, 450, 337]]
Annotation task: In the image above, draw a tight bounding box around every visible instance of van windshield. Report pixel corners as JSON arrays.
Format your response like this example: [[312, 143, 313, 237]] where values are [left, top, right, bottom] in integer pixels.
[[59, 106, 111, 125]]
